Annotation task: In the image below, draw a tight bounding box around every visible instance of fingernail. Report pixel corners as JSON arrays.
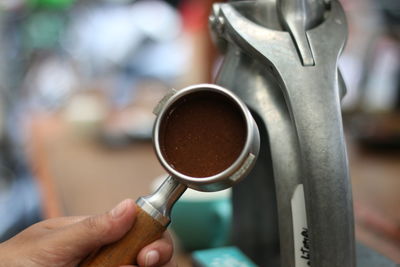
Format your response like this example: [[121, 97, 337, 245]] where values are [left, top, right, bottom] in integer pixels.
[[145, 250, 160, 267], [111, 199, 129, 219]]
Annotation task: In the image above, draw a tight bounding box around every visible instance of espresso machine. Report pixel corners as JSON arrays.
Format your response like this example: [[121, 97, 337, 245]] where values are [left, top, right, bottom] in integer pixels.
[[209, 0, 397, 266]]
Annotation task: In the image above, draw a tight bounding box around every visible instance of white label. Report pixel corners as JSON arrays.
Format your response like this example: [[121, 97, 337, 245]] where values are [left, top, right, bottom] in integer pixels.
[[291, 184, 311, 267]]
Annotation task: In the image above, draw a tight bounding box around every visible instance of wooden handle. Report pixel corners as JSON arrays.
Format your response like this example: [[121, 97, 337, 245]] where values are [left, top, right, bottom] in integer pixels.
[[80, 205, 166, 267]]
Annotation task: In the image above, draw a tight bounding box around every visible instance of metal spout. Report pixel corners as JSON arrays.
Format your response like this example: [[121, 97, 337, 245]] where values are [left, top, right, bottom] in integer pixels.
[[277, 0, 326, 65]]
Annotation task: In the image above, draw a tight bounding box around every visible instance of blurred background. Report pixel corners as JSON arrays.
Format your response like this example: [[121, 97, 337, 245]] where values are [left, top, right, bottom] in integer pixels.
[[0, 0, 399, 265]]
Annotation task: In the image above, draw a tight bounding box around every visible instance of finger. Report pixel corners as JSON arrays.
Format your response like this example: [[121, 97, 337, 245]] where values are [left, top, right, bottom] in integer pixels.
[[160, 261, 178, 267], [40, 216, 89, 230], [136, 232, 174, 267], [10, 216, 90, 241], [50, 199, 137, 257]]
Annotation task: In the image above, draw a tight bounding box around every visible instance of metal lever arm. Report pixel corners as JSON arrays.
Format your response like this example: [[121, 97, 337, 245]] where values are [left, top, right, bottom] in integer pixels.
[[212, 1, 355, 266], [277, 0, 325, 66]]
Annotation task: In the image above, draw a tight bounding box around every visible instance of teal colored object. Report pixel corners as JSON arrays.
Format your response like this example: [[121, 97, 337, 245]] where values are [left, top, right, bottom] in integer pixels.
[[192, 246, 257, 267], [24, 11, 65, 50], [27, 0, 75, 9], [170, 190, 232, 251]]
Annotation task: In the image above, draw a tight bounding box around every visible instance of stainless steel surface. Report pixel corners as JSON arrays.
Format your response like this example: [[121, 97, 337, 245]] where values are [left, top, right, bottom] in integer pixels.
[[211, 0, 356, 266], [137, 176, 186, 227], [153, 84, 260, 192], [138, 84, 260, 230], [277, 0, 326, 65]]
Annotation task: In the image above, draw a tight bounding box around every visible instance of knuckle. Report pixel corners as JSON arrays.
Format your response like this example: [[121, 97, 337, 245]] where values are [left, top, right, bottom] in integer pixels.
[[84, 216, 98, 231], [83, 215, 112, 236]]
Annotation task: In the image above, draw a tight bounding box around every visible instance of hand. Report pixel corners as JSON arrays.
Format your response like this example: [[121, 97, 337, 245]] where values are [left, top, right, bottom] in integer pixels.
[[0, 199, 175, 267]]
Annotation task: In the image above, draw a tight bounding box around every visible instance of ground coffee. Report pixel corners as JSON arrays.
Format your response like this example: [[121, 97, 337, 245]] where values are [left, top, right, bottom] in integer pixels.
[[160, 91, 246, 177]]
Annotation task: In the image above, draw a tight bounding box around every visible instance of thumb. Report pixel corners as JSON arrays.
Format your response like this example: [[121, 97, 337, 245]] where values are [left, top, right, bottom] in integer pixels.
[[52, 199, 137, 258]]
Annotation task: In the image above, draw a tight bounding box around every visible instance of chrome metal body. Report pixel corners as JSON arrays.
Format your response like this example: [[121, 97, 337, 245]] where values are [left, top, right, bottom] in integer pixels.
[[137, 84, 260, 226], [137, 176, 186, 227], [211, 1, 354, 266], [277, 0, 325, 65]]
